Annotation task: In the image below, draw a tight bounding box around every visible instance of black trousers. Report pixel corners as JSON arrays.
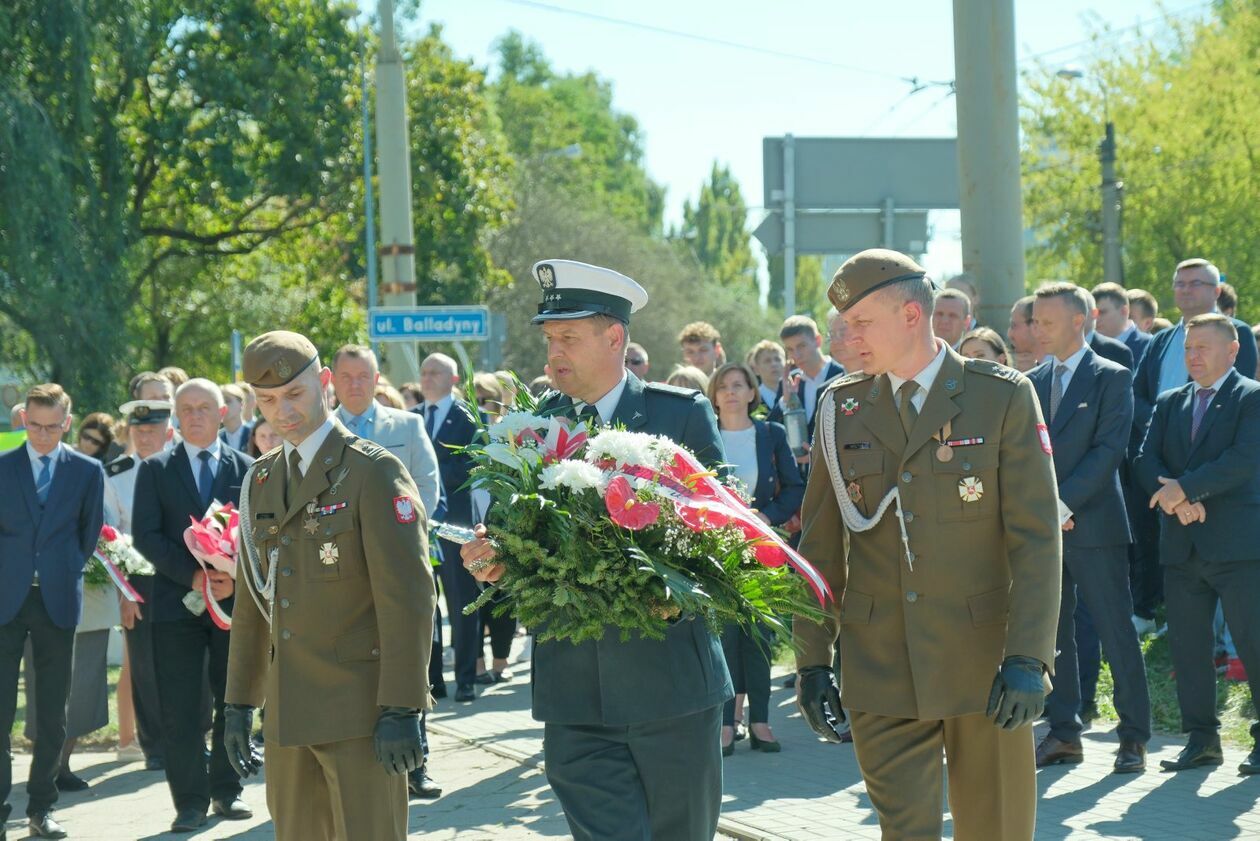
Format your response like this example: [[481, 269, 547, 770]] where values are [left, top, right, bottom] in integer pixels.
[[478, 593, 516, 662], [1165, 552, 1260, 742], [544, 705, 723, 841], [1126, 472, 1163, 618], [721, 622, 772, 725], [152, 614, 241, 813], [124, 574, 165, 761], [429, 601, 446, 695], [437, 540, 481, 688], [0, 587, 74, 820], [1047, 545, 1151, 745]]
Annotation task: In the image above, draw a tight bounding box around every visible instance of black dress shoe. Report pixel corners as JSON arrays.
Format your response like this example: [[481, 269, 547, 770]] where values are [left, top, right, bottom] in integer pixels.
[[454, 684, 476, 703], [408, 768, 443, 798], [474, 671, 495, 685], [1113, 740, 1147, 774], [1160, 739, 1224, 771], [782, 674, 797, 688], [171, 808, 208, 832], [431, 683, 448, 700], [1238, 743, 1260, 775], [28, 812, 68, 839], [212, 797, 253, 820], [55, 770, 89, 792], [1035, 735, 1085, 768]]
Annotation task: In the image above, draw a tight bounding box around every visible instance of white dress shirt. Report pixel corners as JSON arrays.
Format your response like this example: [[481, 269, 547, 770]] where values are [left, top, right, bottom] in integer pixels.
[[26, 441, 63, 486], [575, 370, 630, 425], [421, 394, 455, 438], [182, 438, 223, 480], [1045, 343, 1091, 394], [800, 357, 838, 420], [888, 341, 949, 412], [283, 417, 335, 477]]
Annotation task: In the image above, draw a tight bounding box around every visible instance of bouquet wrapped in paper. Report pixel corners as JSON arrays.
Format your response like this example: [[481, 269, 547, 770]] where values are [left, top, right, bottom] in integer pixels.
[[182, 501, 240, 629], [85, 525, 155, 602], [461, 391, 831, 644]]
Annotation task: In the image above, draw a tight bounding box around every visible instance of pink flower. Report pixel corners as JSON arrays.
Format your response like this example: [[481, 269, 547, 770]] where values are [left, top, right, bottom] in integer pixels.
[[100, 525, 119, 542], [604, 477, 660, 531], [674, 500, 732, 533]]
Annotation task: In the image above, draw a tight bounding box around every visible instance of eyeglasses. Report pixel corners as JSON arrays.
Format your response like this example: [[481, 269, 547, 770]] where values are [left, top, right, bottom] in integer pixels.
[[1173, 280, 1217, 291], [26, 421, 66, 435]]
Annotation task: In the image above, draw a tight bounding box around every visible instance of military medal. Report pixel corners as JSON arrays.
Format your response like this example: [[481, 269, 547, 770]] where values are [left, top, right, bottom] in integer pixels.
[[840, 397, 859, 416], [958, 476, 984, 502], [303, 502, 319, 535], [935, 420, 954, 462], [847, 481, 863, 504], [319, 542, 339, 565], [316, 502, 347, 517], [255, 466, 270, 485], [328, 466, 350, 496]]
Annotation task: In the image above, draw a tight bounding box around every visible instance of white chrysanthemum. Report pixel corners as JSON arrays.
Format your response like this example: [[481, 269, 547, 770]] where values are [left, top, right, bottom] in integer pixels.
[[538, 459, 606, 492], [584, 429, 671, 468], [488, 411, 550, 441]]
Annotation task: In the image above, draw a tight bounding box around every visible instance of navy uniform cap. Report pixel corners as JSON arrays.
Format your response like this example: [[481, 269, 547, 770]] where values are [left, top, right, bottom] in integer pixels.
[[531, 259, 649, 325], [119, 399, 172, 426]]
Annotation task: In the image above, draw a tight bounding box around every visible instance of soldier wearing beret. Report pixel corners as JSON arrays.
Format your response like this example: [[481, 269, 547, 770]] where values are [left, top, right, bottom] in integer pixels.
[[793, 249, 1061, 840], [461, 260, 733, 841], [222, 331, 436, 841]]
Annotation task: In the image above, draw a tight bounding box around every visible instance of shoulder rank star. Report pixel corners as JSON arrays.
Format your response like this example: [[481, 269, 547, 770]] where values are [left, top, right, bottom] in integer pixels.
[[958, 476, 984, 503], [840, 397, 860, 416]]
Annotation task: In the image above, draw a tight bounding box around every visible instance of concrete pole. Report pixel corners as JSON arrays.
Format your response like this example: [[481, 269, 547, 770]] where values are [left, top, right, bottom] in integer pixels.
[[1099, 122, 1123, 284], [375, 0, 419, 383], [783, 134, 797, 316], [952, 0, 1025, 327]]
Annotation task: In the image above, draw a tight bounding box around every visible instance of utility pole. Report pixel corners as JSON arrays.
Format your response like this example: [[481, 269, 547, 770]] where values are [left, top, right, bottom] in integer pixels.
[[1099, 121, 1124, 284], [783, 134, 796, 316], [374, 0, 419, 383], [952, 0, 1025, 327]]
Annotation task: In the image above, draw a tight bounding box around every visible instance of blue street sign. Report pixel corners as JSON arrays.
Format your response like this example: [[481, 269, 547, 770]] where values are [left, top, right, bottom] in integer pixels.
[[369, 306, 490, 342]]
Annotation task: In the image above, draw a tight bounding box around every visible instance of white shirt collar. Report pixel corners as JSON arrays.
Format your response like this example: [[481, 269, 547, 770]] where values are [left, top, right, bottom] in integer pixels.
[[578, 369, 630, 424], [27, 441, 62, 470], [800, 357, 836, 384], [283, 416, 336, 476], [887, 340, 949, 407], [1118, 322, 1137, 341], [1048, 342, 1090, 376], [425, 394, 453, 413], [1197, 369, 1232, 395], [182, 438, 222, 465]]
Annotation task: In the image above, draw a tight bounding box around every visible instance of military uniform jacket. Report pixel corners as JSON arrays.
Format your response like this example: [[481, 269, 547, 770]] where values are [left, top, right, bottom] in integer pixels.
[[529, 374, 734, 726], [795, 347, 1062, 720], [225, 420, 436, 747]]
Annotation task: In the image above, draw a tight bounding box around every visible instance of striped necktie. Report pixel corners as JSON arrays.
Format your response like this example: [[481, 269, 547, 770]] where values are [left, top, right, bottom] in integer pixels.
[[35, 455, 52, 505]]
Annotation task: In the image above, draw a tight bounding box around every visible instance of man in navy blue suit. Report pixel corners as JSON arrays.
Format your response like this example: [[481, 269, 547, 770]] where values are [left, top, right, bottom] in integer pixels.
[[133, 379, 254, 832], [1028, 284, 1151, 774], [1092, 283, 1153, 367], [1135, 314, 1260, 775], [769, 315, 845, 444], [0, 384, 104, 839], [414, 353, 483, 704]]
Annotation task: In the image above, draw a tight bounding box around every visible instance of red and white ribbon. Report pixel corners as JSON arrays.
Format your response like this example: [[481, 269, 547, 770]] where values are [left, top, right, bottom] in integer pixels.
[[91, 550, 145, 603]]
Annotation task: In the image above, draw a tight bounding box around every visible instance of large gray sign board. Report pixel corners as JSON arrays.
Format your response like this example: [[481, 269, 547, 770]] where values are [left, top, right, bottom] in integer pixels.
[[753, 210, 928, 256], [763, 137, 959, 210]]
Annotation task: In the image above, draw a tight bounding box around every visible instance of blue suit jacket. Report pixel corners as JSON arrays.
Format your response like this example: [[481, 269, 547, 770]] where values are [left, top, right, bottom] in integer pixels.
[[1134, 369, 1260, 564], [1121, 328, 1153, 368], [1133, 317, 1258, 442], [0, 445, 105, 629], [749, 420, 805, 526], [1090, 331, 1134, 370], [768, 359, 846, 440], [412, 400, 480, 526], [528, 374, 732, 726], [132, 445, 253, 623], [1030, 349, 1133, 548]]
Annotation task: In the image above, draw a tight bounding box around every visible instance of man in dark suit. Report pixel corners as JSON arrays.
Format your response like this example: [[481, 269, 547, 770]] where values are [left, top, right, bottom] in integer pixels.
[[769, 315, 845, 442], [1089, 330, 1134, 371], [414, 352, 482, 704], [461, 259, 732, 841], [1092, 282, 1153, 367], [1134, 314, 1260, 775], [133, 379, 254, 832], [0, 384, 104, 840], [1028, 284, 1151, 773]]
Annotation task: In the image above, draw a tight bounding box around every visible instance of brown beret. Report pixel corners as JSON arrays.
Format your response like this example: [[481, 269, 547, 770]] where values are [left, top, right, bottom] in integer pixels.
[[242, 331, 319, 388], [828, 248, 928, 312]]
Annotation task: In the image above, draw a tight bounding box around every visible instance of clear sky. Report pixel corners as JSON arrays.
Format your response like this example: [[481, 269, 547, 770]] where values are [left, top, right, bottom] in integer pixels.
[[370, 0, 1210, 280]]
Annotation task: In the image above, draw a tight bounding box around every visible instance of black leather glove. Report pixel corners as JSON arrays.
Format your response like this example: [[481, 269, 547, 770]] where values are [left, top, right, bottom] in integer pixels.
[[985, 655, 1046, 730], [796, 666, 847, 743], [223, 704, 262, 779], [374, 707, 424, 775]]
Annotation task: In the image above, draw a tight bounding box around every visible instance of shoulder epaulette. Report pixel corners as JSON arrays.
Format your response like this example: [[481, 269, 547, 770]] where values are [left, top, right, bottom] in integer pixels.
[[349, 437, 388, 459], [105, 455, 135, 477], [826, 371, 874, 393], [645, 381, 702, 399], [964, 357, 1024, 384]]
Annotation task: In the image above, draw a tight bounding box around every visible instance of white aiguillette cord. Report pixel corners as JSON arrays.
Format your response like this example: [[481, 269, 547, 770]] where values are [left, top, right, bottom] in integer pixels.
[[819, 390, 916, 572], [238, 462, 276, 625]]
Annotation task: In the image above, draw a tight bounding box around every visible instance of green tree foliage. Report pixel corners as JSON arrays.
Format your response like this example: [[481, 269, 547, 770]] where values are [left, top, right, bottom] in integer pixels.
[[1021, 0, 1260, 321], [490, 31, 665, 234], [677, 163, 757, 291], [767, 253, 829, 321]]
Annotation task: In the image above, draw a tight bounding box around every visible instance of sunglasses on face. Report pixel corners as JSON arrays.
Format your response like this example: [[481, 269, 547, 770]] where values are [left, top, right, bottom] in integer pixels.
[[79, 433, 106, 447]]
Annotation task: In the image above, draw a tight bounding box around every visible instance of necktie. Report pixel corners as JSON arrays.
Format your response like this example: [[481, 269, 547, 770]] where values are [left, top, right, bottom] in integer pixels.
[[897, 381, 919, 435], [35, 455, 51, 505], [197, 450, 214, 509], [1191, 387, 1216, 442], [286, 448, 303, 508], [577, 403, 601, 427], [1049, 363, 1068, 423], [425, 404, 437, 439]]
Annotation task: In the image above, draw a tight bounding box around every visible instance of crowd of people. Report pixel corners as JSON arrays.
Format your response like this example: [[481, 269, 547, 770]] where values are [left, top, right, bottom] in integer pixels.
[[0, 251, 1257, 839]]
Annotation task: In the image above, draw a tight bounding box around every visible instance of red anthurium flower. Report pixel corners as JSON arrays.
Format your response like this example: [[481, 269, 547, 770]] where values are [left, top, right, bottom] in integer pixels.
[[100, 525, 119, 542], [752, 539, 788, 567], [604, 477, 660, 530], [674, 500, 732, 533]]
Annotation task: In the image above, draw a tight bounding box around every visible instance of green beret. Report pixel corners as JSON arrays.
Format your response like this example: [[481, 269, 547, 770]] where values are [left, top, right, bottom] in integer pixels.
[[243, 331, 319, 388], [828, 248, 928, 312]]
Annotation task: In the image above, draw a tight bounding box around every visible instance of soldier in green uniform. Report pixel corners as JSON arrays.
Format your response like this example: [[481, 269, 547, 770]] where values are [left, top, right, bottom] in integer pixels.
[[222, 331, 436, 841], [794, 250, 1061, 841], [461, 259, 733, 841]]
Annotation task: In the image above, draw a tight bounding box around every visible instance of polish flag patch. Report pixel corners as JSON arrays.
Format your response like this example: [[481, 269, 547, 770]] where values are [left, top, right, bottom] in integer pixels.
[[1036, 423, 1053, 455], [393, 496, 417, 524]]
